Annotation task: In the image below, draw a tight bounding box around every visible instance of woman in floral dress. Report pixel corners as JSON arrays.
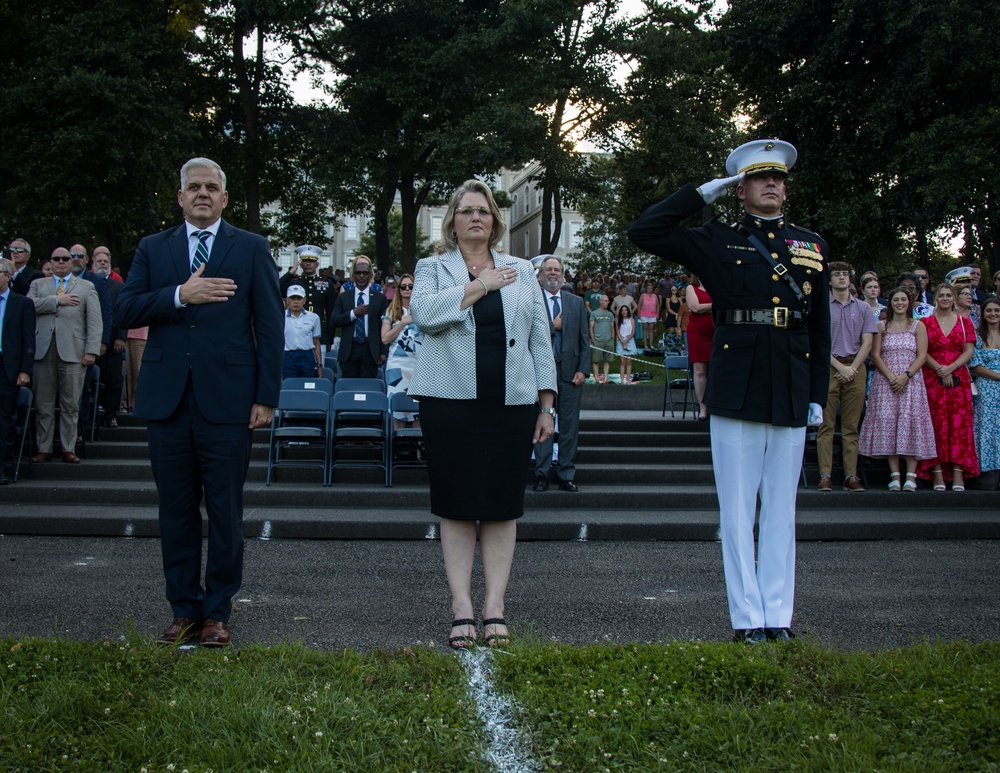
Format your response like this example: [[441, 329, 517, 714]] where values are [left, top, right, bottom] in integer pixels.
[[859, 288, 936, 491], [916, 284, 978, 490], [971, 298, 1000, 489]]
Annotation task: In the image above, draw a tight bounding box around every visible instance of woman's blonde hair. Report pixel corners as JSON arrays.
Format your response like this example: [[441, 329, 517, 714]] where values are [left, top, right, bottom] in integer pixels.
[[385, 273, 414, 322], [439, 180, 506, 251]]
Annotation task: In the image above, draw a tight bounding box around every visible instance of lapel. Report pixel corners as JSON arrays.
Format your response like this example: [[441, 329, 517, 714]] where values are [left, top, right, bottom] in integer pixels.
[[492, 251, 518, 339], [205, 219, 236, 277], [170, 224, 191, 286]]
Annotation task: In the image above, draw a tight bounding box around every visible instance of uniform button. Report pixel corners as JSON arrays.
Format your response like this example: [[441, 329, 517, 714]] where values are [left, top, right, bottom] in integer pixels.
[[806, 353, 810, 359], [768, 232, 775, 239], [772, 273, 779, 281], [190, 325, 196, 330], [771, 252, 779, 259], [724, 344, 729, 350], [509, 339, 515, 347], [807, 269, 812, 274], [772, 296, 781, 304], [736, 260, 742, 265]]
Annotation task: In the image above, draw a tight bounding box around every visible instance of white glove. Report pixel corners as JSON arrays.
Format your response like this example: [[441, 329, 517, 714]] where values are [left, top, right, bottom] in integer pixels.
[[807, 402, 823, 427], [697, 173, 745, 205]]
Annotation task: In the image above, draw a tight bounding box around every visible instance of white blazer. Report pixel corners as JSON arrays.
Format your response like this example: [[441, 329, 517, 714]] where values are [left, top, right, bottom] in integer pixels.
[[409, 248, 557, 404]]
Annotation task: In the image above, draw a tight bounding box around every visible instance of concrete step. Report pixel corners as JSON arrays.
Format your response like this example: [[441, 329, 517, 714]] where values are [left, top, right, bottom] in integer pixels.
[[2, 504, 997, 542]]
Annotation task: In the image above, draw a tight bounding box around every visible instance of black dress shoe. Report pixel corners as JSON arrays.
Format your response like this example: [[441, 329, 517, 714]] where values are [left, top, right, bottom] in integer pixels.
[[0, 474, 10, 486], [764, 627, 796, 642], [733, 628, 767, 645], [557, 480, 579, 492], [533, 476, 549, 492]]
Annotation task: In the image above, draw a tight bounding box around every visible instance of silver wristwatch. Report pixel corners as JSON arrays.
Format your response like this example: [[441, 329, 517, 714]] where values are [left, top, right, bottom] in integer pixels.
[[539, 406, 556, 417]]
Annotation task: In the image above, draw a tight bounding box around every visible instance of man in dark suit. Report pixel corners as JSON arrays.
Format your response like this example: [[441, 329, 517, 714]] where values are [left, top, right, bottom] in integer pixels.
[[534, 255, 589, 492], [92, 248, 127, 427], [115, 157, 284, 648], [629, 139, 831, 645], [7, 238, 43, 296], [329, 255, 388, 377], [0, 258, 35, 484]]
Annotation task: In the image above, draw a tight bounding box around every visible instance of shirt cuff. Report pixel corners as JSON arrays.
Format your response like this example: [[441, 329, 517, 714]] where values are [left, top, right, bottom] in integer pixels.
[[174, 285, 185, 309]]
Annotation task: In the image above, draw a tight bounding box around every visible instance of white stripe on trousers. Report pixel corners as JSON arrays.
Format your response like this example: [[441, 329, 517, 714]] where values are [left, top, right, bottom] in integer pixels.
[[710, 415, 805, 630]]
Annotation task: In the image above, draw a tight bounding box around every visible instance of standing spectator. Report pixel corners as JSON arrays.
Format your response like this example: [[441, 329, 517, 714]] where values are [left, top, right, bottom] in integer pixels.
[[281, 285, 323, 380], [816, 262, 878, 491], [637, 281, 660, 348], [534, 256, 589, 492], [611, 283, 636, 317], [280, 245, 337, 348], [664, 285, 682, 336], [860, 275, 885, 321], [7, 238, 42, 296], [114, 157, 284, 648], [913, 268, 934, 305], [629, 139, 831, 644], [381, 273, 423, 428], [589, 294, 616, 384], [92, 248, 127, 428], [125, 326, 148, 412], [409, 179, 556, 650], [956, 286, 980, 329], [992, 270, 1000, 299], [657, 270, 673, 320], [92, 246, 124, 282], [616, 305, 637, 384], [894, 273, 934, 318], [0, 258, 35, 484], [917, 283, 978, 491], [858, 288, 936, 491], [328, 256, 388, 378], [39, 259, 54, 278], [584, 277, 605, 316], [28, 248, 103, 464], [967, 263, 989, 306], [685, 275, 714, 421], [971, 298, 1000, 489]]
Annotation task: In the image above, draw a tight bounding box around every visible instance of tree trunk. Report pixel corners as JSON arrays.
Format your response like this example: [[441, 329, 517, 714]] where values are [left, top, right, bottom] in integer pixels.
[[234, 8, 262, 233]]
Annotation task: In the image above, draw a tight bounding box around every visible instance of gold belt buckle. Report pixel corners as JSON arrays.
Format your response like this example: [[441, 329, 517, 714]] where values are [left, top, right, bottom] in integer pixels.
[[773, 307, 789, 328]]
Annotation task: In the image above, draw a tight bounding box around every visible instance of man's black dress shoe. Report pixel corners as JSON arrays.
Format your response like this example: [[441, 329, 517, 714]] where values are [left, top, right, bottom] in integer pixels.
[[764, 627, 795, 642], [0, 474, 10, 486], [557, 480, 579, 492], [533, 476, 549, 492], [733, 628, 767, 645]]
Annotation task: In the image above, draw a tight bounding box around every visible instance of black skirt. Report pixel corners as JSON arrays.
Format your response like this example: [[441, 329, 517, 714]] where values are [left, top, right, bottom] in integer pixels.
[[420, 396, 537, 520]]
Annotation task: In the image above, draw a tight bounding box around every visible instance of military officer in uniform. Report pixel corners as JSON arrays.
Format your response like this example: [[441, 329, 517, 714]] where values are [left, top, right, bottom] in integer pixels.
[[629, 139, 831, 644], [279, 245, 337, 347]]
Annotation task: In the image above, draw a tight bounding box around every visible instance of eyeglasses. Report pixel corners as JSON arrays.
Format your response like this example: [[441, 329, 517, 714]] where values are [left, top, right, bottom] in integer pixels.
[[353, 269, 371, 275], [51, 255, 71, 262], [69, 253, 86, 260], [914, 274, 928, 280], [8, 246, 27, 254], [399, 283, 414, 290], [455, 207, 492, 218]]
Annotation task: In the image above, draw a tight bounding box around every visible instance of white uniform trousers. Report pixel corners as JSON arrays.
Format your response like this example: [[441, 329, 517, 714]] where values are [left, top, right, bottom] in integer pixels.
[[710, 415, 805, 630]]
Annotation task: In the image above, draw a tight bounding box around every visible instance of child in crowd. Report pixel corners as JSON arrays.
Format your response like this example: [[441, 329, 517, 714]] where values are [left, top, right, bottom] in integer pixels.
[[616, 305, 638, 385]]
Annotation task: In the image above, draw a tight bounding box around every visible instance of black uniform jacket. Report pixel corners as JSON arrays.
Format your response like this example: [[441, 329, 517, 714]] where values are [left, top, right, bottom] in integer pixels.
[[628, 183, 831, 427]]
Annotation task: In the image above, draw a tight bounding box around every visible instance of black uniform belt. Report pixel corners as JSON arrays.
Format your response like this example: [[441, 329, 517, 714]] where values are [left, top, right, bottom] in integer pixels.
[[720, 308, 805, 329]]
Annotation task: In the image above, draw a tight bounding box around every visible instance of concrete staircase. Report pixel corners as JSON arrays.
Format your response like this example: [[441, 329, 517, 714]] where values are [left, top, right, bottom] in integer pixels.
[[1, 411, 996, 541]]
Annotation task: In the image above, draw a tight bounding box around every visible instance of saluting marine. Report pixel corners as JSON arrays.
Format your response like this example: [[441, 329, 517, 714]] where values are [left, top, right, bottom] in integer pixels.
[[280, 245, 338, 345], [629, 139, 831, 644]]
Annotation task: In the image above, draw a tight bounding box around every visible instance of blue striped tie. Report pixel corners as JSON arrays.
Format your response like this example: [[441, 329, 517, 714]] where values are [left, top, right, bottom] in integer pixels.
[[191, 230, 211, 273]]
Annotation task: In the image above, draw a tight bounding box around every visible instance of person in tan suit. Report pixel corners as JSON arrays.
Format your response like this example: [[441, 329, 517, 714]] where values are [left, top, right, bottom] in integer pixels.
[[28, 247, 102, 463]]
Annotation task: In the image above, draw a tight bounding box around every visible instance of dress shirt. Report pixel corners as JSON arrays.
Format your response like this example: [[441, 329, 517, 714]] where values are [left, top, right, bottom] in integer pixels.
[[283, 309, 322, 351], [829, 293, 878, 357], [351, 288, 368, 337], [173, 219, 222, 308]]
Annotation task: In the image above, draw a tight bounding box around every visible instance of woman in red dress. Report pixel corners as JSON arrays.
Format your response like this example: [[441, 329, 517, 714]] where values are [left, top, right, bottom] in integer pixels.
[[917, 283, 978, 490], [685, 274, 714, 420]]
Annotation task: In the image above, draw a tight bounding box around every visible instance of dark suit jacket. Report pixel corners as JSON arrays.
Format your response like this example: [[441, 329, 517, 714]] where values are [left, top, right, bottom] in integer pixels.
[[629, 183, 832, 427], [1, 291, 36, 383], [104, 277, 128, 342], [114, 219, 284, 424], [329, 286, 389, 364], [544, 289, 590, 382], [11, 267, 43, 296], [75, 269, 113, 346]]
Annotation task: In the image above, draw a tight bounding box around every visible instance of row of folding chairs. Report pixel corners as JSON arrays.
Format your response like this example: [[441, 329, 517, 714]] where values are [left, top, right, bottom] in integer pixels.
[[265, 377, 422, 487]]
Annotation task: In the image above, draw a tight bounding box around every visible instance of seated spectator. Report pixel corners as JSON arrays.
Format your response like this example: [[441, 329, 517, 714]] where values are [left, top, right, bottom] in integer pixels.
[[858, 288, 936, 491], [971, 298, 1000, 490], [616, 305, 638, 384], [917, 283, 978, 490], [381, 273, 423, 429], [589, 294, 616, 384]]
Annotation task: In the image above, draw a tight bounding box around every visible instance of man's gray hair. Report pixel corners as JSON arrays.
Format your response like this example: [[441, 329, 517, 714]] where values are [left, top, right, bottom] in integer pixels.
[[9, 237, 30, 254], [180, 157, 227, 191], [0, 258, 14, 275], [538, 254, 563, 272]]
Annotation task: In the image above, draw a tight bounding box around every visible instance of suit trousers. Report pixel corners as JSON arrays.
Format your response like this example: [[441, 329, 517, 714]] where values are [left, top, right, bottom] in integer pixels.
[[97, 349, 124, 419], [711, 415, 805, 630], [818, 363, 867, 477], [146, 376, 253, 622], [341, 343, 378, 378], [0, 355, 20, 474], [34, 343, 86, 453], [534, 377, 583, 482]]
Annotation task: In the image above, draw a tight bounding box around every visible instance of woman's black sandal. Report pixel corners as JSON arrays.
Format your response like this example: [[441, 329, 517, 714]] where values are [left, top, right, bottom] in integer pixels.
[[482, 617, 510, 647], [448, 618, 477, 650]]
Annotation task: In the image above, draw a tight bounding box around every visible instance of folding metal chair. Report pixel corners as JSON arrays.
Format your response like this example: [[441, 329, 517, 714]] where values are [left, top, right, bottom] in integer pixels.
[[661, 354, 693, 418], [330, 390, 390, 486], [266, 389, 332, 486], [388, 391, 424, 486], [334, 377, 386, 395]]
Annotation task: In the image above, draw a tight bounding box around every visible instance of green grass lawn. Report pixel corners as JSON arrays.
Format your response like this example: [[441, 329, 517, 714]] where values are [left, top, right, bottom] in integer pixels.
[[3, 636, 998, 771]]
